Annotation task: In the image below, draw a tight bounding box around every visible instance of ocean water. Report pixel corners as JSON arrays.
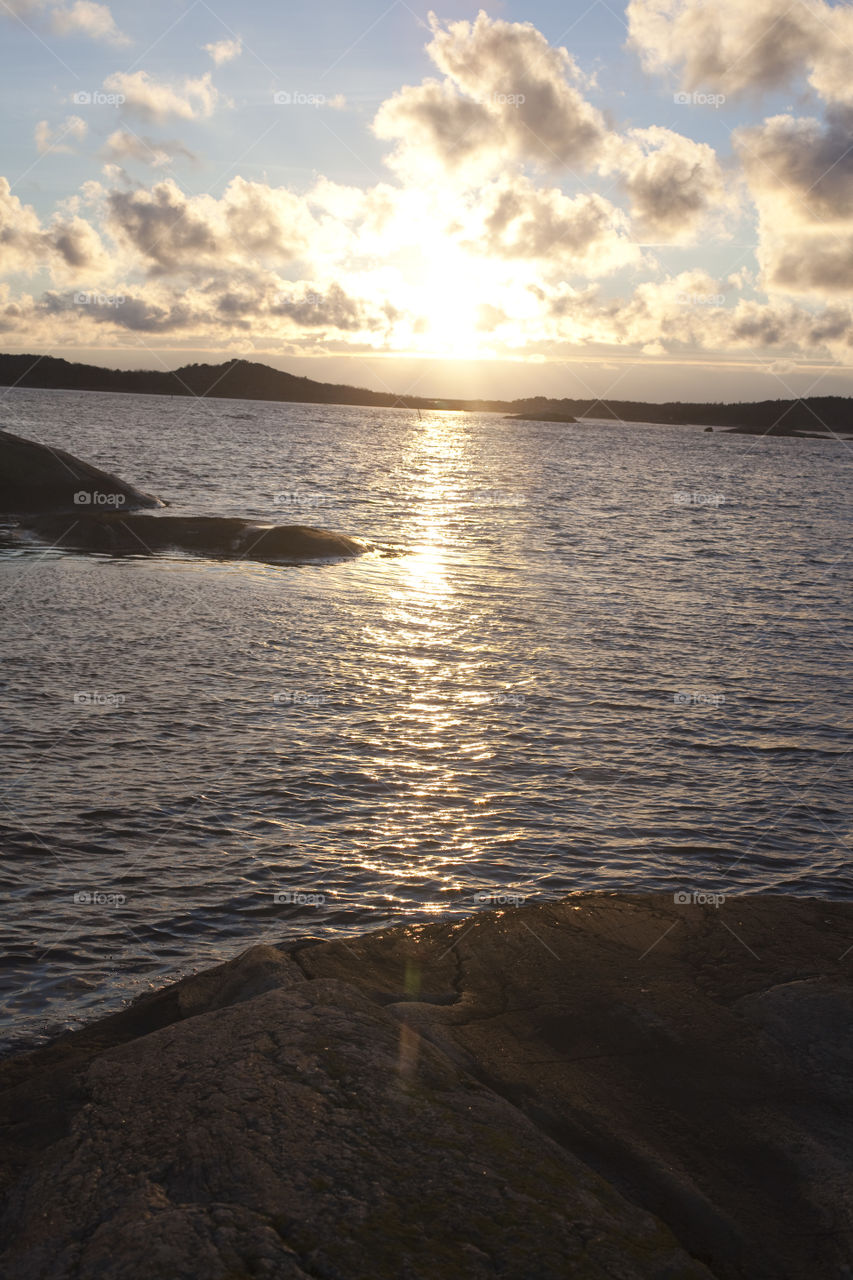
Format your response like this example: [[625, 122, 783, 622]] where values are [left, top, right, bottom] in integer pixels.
[[1, 386, 851, 1051]]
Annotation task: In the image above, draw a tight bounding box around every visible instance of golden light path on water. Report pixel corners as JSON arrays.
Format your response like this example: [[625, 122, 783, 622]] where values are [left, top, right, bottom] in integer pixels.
[[356, 411, 498, 915], [5, 391, 852, 1050]]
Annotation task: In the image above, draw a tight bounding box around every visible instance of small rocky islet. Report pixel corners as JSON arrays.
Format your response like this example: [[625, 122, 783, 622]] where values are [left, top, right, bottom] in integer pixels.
[[0, 427, 368, 563]]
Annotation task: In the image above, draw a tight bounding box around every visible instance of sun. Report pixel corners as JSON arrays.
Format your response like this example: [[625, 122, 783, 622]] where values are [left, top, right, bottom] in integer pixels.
[[406, 241, 502, 360]]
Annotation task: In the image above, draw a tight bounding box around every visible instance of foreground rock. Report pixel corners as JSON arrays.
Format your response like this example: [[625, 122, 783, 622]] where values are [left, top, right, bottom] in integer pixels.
[[1, 893, 852, 1279], [1, 427, 368, 562]]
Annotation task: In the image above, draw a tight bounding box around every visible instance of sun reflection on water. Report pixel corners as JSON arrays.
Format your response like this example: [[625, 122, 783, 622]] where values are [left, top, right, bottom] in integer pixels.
[[356, 412, 493, 898]]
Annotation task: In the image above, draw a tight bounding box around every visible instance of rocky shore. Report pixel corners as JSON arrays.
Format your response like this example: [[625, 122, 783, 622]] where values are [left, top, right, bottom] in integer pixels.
[[2, 892, 852, 1279]]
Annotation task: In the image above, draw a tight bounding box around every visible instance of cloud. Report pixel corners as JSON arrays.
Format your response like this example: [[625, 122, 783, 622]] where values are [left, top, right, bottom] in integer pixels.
[[538, 270, 853, 359], [461, 176, 642, 275], [373, 11, 732, 249], [103, 70, 220, 122], [0, 178, 107, 281], [101, 130, 196, 168], [32, 274, 398, 344], [2, 0, 128, 44], [1, 8, 849, 366], [34, 114, 87, 155], [104, 176, 320, 276], [735, 109, 853, 222], [603, 127, 733, 243], [735, 109, 853, 294], [374, 11, 607, 179], [204, 37, 242, 66], [51, 1, 129, 46], [270, 282, 377, 331], [627, 0, 853, 106]]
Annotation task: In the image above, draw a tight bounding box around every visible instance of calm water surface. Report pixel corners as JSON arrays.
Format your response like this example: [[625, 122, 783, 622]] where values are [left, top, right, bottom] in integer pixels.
[[1, 387, 851, 1050]]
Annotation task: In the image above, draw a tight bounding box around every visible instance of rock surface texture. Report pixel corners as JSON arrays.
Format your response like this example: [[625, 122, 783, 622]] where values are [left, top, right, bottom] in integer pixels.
[[1, 892, 852, 1279]]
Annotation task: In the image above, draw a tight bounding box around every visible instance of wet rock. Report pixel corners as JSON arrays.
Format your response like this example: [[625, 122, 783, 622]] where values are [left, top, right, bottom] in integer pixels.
[[0, 428, 368, 563], [20, 513, 368, 562], [1, 893, 851, 1279], [0, 426, 163, 514]]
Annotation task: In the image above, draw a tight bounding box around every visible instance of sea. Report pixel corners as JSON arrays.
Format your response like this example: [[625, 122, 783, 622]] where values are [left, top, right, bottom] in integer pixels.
[[1, 386, 851, 1052]]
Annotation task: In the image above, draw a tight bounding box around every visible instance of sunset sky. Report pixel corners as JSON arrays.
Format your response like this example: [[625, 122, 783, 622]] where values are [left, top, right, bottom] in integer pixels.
[[1, 0, 852, 400]]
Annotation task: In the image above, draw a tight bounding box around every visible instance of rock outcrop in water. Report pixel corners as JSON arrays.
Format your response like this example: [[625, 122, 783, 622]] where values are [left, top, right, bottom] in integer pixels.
[[20, 512, 368, 563], [0, 426, 163, 513], [1, 892, 851, 1279], [0, 427, 368, 563]]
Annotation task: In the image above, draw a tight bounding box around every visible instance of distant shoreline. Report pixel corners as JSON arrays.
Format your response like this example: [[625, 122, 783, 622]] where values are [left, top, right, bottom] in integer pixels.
[[1, 352, 850, 436]]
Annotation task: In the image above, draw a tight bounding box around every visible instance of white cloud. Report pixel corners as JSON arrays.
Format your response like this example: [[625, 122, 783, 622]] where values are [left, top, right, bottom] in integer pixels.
[[735, 109, 853, 294], [627, 0, 853, 107], [104, 176, 321, 276], [374, 12, 607, 179], [3, 0, 128, 45], [34, 114, 87, 155], [103, 70, 220, 122], [101, 130, 196, 168], [50, 1, 128, 45], [1, 8, 850, 366], [602, 127, 734, 243], [0, 178, 108, 282], [460, 175, 642, 276], [373, 11, 733, 250], [203, 37, 242, 66]]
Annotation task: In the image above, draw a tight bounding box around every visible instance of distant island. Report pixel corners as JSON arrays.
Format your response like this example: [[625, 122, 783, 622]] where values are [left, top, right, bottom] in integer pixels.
[[0, 353, 850, 437], [505, 411, 577, 423]]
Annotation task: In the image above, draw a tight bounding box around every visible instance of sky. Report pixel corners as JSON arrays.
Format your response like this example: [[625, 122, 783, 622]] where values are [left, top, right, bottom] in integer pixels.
[[0, 0, 852, 402]]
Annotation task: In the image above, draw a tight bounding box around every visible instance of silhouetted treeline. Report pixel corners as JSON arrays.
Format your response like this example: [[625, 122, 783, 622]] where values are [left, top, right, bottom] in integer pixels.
[[0, 354, 849, 431]]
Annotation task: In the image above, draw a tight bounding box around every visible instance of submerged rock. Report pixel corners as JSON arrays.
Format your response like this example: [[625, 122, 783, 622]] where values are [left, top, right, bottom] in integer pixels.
[[1, 892, 851, 1279], [21, 513, 368, 562], [1, 427, 368, 563]]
